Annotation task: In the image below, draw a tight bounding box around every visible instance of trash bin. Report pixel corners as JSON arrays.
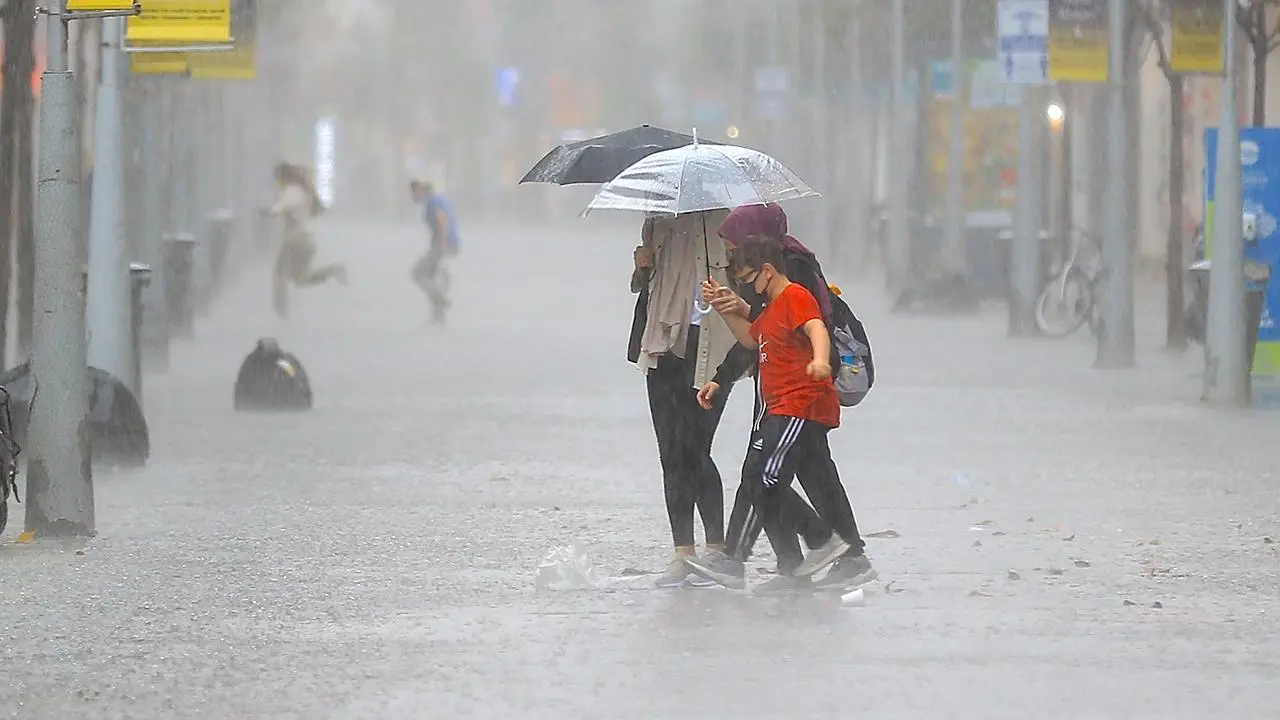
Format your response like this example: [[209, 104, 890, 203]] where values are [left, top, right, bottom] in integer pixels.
[[129, 263, 151, 406], [163, 232, 197, 340], [1190, 259, 1272, 399]]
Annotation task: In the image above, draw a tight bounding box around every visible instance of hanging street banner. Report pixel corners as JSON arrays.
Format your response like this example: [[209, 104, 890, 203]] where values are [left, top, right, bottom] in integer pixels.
[[127, 0, 231, 44], [925, 59, 1020, 229], [187, 0, 256, 79], [1170, 0, 1224, 74], [129, 52, 187, 75], [1047, 0, 1108, 83]]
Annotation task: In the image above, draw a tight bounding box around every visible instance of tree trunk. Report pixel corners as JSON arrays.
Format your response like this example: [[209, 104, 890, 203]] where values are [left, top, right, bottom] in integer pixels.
[[1167, 74, 1188, 350], [1253, 5, 1268, 126], [13, 1, 35, 357]]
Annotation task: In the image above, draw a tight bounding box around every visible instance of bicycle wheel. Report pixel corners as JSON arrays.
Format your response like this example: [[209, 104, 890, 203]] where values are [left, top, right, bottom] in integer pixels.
[[1034, 268, 1094, 337]]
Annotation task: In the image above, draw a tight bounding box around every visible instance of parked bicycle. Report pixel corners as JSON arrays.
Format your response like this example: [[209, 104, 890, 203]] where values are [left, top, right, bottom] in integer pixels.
[[1034, 229, 1103, 337], [0, 386, 22, 536]]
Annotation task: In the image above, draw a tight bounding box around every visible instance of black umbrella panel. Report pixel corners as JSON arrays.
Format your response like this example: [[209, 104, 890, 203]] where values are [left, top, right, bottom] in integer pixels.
[[0, 362, 150, 469], [519, 125, 723, 186]]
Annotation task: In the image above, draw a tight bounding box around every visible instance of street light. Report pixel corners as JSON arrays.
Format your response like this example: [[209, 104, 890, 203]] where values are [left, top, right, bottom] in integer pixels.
[[1046, 102, 1065, 129]]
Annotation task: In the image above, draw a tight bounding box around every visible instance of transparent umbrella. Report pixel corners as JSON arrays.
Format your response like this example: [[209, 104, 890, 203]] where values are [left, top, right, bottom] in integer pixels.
[[582, 141, 819, 217]]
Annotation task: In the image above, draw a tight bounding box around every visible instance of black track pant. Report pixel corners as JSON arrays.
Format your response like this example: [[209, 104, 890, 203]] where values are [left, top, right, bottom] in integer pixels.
[[725, 413, 864, 574], [646, 327, 729, 548]]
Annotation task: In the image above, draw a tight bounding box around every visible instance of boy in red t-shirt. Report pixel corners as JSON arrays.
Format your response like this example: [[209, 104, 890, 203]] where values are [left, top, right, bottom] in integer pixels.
[[685, 235, 871, 589]]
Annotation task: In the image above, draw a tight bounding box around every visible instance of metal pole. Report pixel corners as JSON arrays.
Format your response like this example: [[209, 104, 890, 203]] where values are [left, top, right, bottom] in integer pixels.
[[888, 0, 910, 294], [846, 5, 866, 271], [26, 0, 93, 536], [1203, 0, 1246, 403], [811, 0, 830, 259], [943, 0, 967, 278], [733, 6, 746, 133], [1095, 0, 1135, 368], [86, 17, 132, 394], [789, 0, 802, 168], [139, 81, 170, 370], [1010, 86, 1042, 336]]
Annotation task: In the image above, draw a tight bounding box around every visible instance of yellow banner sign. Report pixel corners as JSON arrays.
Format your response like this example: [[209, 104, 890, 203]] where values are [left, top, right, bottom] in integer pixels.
[[129, 52, 187, 75], [1170, 0, 1224, 74], [1047, 0, 1108, 83], [188, 46, 253, 79], [68, 0, 135, 9], [186, 0, 256, 79], [127, 0, 230, 44]]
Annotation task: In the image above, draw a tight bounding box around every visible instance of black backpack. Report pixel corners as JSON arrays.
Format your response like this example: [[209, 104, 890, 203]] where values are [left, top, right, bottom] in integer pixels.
[[234, 338, 314, 412], [826, 289, 875, 407]]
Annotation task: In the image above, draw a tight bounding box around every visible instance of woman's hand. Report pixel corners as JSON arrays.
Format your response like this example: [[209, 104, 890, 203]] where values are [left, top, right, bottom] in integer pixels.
[[697, 381, 720, 410], [634, 246, 653, 270]]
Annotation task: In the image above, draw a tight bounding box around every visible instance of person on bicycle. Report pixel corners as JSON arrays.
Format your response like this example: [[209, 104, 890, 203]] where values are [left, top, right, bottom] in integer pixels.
[[260, 162, 347, 319], [409, 179, 461, 324]]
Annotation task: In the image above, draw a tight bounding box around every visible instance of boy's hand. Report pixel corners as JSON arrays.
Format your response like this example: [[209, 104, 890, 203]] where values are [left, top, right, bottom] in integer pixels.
[[703, 278, 748, 318], [634, 246, 653, 270], [806, 359, 832, 382], [712, 292, 750, 318], [696, 381, 720, 410]]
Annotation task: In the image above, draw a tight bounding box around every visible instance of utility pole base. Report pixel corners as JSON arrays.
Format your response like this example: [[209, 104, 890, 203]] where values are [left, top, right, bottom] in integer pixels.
[[24, 69, 93, 538]]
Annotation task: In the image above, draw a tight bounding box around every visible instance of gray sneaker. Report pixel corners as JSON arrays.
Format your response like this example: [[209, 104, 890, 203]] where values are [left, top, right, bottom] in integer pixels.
[[682, 550, 746, 590], [754, 573, 813, 594], [794, 536, 851, 578], [655, 557, 697, 588], [814, 553, 878, 589]]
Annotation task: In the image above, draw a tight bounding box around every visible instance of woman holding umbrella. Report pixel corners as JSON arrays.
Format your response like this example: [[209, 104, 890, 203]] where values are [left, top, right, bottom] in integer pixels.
[[629, 209, 738, 588], [571, 134, 825, 587]]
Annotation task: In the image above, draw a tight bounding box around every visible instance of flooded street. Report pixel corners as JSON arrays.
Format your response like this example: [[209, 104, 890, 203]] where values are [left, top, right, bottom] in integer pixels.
[[2, 218, 1277, 718]]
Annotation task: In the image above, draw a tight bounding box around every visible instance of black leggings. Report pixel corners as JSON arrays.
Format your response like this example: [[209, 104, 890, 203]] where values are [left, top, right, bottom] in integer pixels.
[[646, 327, 729, 548]]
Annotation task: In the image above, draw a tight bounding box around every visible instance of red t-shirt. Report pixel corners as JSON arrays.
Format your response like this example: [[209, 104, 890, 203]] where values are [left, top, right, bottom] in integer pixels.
[[750, 283, 841, 428]]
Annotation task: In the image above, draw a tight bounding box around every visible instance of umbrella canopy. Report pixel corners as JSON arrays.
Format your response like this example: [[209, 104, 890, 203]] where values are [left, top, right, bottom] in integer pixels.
[[519, 125, 722, 186], [583, 143, 819, 216], [0, 362, 149, 468]]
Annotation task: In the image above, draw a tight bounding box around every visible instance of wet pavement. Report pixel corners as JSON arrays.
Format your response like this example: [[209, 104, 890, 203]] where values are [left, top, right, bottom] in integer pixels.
[[3, 218, 1279, 719]]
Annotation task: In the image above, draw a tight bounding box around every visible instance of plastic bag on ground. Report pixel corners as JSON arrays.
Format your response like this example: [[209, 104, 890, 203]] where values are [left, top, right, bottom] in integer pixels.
[[535, 545, 657, 591]]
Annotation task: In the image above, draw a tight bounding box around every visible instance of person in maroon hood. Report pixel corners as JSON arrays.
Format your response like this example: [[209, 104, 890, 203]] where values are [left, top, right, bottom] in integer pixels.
[[685, 203, 876, 592]]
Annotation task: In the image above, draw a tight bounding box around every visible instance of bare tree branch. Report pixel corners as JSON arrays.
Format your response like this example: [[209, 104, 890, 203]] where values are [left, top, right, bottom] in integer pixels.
[[1140, 0, 1173, 75], [1268, 0, 1280, 41], [1240, 4, 1260, 46]]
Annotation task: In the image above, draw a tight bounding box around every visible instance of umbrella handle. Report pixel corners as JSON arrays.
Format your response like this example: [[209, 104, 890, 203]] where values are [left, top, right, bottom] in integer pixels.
[[694, 297, 714, 315]]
